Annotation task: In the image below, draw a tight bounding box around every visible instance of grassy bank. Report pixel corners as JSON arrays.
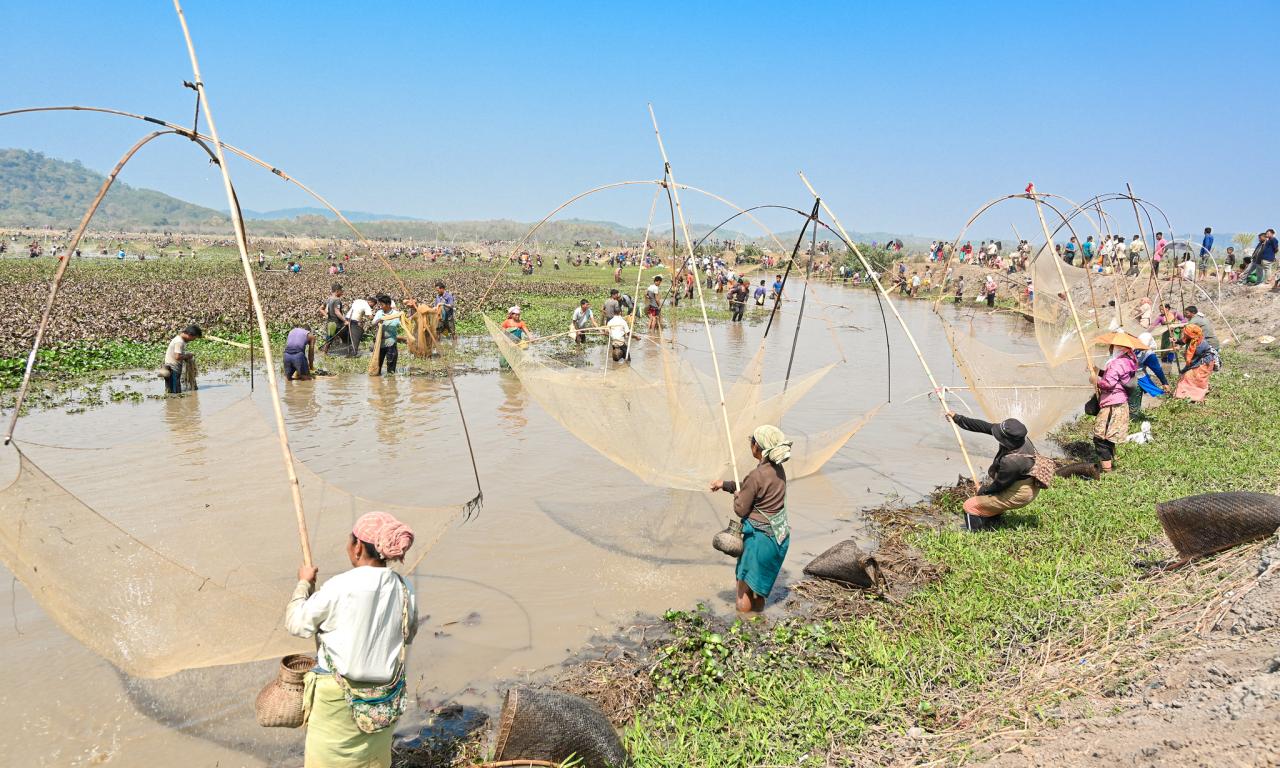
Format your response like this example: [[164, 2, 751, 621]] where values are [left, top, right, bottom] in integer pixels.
[[612, 349, 1278, 766]]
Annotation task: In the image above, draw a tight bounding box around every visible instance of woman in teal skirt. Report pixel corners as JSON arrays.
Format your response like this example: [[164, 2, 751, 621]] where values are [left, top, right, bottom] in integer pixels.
[[710, 425, 792, 613]]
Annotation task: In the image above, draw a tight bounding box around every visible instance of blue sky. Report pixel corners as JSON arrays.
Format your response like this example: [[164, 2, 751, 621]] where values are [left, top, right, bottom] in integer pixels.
[[1, 1, 1275, 239]]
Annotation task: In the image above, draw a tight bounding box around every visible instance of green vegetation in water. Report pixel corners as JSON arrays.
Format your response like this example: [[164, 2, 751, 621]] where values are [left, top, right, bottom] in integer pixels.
[[621, 350, 1279, 766]]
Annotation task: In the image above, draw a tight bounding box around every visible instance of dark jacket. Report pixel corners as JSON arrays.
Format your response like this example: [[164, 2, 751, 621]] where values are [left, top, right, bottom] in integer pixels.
[[951, 414, 1037, 495]]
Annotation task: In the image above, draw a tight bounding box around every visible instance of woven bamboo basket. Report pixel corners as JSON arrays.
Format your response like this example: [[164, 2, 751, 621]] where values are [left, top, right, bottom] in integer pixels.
[[711, 519, 743, 558], [255, 653, 316, 728], [493, 687, 627, 768], [1157, 492, 1280, 560]]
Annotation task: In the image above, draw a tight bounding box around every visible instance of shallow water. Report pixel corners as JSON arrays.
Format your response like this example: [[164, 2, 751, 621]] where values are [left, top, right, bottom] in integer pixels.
[[0, 284, 1053, 766]]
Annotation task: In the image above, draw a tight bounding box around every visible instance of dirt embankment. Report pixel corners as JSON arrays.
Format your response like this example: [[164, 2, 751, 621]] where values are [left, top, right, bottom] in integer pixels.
[[978, 546, 1280, 768]]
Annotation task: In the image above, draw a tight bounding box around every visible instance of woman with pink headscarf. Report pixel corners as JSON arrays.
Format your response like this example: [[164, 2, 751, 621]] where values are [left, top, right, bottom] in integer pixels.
[[285, 512, 417, 767]]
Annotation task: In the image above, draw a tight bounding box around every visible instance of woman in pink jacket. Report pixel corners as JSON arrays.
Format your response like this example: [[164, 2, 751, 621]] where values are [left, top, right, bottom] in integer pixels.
[[1093, 335, 1143, 472]]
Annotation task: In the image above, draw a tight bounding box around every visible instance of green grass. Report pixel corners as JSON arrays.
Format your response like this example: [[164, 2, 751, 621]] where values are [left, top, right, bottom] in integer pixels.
[[621, 350, 1279, 766]]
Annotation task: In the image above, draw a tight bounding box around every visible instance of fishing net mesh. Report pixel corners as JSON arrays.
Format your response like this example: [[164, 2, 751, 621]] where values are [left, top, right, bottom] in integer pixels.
[[941, 317, 1091, 439], [0, 398, 460, 679], [484, 317, 877, 491], [1030, 243, 1103, 368]]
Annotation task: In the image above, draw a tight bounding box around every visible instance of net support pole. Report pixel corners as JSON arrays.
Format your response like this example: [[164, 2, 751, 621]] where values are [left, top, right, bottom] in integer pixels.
[[172, 0, 313, 568], [648, 104, 740, 488], [1030, 189, 1096, 383], [614, 186, 662, 372], [1126, 182, 1159, 305], [798, 172, 981, 515], [4, 129, 172, 445]]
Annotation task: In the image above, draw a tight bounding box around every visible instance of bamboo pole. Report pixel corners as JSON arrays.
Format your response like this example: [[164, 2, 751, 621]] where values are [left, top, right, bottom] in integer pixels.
[[172, 0, 312, 568], [613, 186, 662, 372], [648, 104, 740, 488], [1030, 189, 1096, 383], [4, 130, 175, 444], [1126, 182, 1159, 305], [798, 172, 983, 511]]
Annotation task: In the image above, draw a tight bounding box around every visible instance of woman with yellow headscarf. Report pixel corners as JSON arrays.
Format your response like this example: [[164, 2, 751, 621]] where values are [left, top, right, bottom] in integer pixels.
[[709, 425, 792, 613]]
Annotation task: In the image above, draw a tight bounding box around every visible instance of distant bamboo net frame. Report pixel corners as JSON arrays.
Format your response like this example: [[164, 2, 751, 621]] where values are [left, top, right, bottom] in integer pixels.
[[797, 172, 983, 524], [0, 103, 486, 517], [4, 129, 188, 444]]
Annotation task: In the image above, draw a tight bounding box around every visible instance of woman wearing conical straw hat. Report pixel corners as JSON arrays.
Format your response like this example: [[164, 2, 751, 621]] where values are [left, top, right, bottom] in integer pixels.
[[710, 425, 792, 613], [1092, 331, 1146, 473], [286, 512, 418, 767]]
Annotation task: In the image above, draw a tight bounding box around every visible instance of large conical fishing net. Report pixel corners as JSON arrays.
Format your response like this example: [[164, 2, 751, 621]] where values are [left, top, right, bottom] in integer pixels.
[[0, 398, 461, 678], [941, 317, 1092, 439], [1030, 243, 1103, 368], [485, 317, 876, 491]]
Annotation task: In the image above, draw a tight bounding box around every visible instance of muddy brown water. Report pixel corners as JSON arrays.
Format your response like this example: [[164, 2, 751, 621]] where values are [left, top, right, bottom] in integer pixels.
[[0, 284, 1056, 766]]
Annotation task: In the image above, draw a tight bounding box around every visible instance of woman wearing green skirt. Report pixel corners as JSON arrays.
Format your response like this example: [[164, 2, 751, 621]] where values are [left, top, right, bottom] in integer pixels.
[[710, 425, 792, 613]]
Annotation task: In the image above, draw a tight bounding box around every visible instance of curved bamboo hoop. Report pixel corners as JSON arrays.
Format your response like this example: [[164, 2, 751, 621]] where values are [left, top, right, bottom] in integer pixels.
[[172, 0, 314, 566], [4, 129, 180, 443], [1029, 191, 1095, 382], [797, 172, 983, 512]]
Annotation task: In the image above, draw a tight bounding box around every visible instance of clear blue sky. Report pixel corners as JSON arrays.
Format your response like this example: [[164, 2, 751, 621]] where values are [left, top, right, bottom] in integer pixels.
[[2, 1, 1275, 239]]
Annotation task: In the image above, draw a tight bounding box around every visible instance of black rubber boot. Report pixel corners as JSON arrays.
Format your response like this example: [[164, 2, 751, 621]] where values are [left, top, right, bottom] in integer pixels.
[[965, 513, 989, 531]]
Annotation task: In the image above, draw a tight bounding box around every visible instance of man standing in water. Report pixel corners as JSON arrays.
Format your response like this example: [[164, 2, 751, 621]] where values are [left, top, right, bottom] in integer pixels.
[[603, 289, 622, 322], [570, 299, 595, 343], [645, 275, 664, 335], [433, 281, 456, 339], [324, 283, 349, 355], [163, 324, 202, 394], [607, 310, 630, 362], [283, 326, 317, 381], [371, 295, 402, 375], [345, 294, 375, 355], [728, 278, 749, 322]]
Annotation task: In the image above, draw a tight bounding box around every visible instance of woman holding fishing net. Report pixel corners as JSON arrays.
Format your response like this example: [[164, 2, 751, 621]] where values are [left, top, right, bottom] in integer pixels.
[[943, 414, 1053, 530], [285, 512, 417, 768], [709, 426, 792, 613]]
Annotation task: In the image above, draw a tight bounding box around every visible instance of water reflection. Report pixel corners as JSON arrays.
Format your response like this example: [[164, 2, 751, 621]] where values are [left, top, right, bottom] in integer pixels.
[[496, 372, 527, 436]]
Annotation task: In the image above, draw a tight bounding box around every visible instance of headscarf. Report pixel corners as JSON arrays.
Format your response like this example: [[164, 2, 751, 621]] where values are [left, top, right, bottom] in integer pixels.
[[1182, 323, 1204, 367], [752, 424, 792, 464], [1137, 332, 1156, 362], [352, 511, 415, 561]]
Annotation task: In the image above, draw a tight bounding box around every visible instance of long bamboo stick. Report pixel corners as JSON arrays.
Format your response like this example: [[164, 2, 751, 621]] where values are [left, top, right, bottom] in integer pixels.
[[4, 129, 175, 444], [1030, 189, 1096, 383], [798, 173, 982, 512], [648, 104, 740, 488], [172, 0, 313, 568], [613, 186, 662, 373]]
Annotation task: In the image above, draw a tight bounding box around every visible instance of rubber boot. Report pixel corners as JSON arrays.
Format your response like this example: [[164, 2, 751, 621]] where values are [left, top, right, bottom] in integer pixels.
[[965, 513, 989, 532]]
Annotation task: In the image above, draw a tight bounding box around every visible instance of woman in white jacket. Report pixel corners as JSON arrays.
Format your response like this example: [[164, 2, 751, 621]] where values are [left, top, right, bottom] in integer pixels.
[[286, 512, 418, 768]]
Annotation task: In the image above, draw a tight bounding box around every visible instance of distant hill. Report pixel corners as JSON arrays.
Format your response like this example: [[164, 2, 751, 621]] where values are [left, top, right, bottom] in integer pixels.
[[238, 206, 423, 222], [0, 148, 926, 247], [0, 149, 229, 230]]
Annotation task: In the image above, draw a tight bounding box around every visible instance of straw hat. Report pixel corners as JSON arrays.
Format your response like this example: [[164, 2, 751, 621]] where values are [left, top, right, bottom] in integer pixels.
[[1093, 330, 1148, 350]]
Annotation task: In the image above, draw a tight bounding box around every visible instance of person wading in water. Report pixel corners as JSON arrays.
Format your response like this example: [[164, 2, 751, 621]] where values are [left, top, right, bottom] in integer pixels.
[[286, 512, 417, 768], [709, 425, 793, 613]]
